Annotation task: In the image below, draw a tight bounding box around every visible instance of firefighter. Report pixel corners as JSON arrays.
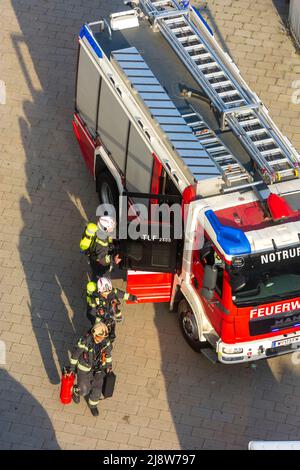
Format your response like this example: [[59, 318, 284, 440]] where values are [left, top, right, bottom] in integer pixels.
[[80, 215, 122, 280], [69, 322, 112, 417], [86, 281, 100, 325], [88, 277, 138, 342]]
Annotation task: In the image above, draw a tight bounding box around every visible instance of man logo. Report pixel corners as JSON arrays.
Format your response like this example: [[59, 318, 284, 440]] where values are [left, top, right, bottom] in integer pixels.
[[273, 313, 300, 329], [0, 340, 6, 365]]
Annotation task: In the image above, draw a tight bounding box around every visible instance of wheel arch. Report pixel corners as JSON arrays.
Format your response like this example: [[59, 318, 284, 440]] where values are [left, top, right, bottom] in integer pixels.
[[94, 146, 124, 196], [179, 281, 212, 342]]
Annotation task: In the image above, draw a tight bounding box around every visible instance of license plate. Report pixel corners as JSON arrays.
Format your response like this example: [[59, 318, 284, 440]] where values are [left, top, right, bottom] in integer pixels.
[[272, 336, 300, 348]]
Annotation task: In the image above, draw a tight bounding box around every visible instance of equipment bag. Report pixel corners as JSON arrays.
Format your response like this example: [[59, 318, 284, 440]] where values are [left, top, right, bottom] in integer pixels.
[[102, 371, 116, 398], [60, 369, 75, 405]]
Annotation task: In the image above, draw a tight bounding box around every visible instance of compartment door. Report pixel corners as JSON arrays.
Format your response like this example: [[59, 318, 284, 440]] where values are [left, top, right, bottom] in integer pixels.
[[119, 192, 182, 303]]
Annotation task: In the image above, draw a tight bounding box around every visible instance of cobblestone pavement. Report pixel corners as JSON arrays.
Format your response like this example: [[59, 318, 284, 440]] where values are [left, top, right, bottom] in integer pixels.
[[1, 0, 300, 450]]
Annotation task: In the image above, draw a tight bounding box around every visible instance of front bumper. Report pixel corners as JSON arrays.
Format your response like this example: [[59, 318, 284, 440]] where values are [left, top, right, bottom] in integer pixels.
[[217, 330, 300, 364]]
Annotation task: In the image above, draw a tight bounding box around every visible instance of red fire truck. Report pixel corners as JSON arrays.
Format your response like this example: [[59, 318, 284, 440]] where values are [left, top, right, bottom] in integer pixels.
[[73, 1, 300, 363]]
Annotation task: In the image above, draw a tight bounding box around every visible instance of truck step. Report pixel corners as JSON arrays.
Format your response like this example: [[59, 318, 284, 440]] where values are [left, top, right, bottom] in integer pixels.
[[201, 347, 218, 364]]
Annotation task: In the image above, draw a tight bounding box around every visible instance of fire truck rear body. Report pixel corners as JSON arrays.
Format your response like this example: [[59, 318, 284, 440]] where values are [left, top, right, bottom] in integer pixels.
[[73, 1, 300, 363]]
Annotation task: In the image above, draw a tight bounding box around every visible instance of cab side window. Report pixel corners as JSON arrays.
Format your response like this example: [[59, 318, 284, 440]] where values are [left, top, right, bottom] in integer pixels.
[[200, 240, 224, 297]]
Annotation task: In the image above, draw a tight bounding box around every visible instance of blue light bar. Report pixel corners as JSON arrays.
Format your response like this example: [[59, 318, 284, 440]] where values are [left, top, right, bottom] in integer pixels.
[[205, 210, 251, 256]]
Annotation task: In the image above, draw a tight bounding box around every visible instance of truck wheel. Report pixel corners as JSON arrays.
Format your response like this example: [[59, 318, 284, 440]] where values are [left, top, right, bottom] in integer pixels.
[[178, 299, 208, 352], [97, 171, 119, 218]]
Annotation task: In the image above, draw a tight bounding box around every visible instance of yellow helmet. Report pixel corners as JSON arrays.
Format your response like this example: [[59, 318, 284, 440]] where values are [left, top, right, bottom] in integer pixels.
[[87, 281, 97, 295]]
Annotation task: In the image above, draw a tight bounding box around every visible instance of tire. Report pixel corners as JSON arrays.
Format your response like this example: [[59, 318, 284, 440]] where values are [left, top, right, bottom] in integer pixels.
[[96, 171, 119, 221], [178, 299, 208, 352]]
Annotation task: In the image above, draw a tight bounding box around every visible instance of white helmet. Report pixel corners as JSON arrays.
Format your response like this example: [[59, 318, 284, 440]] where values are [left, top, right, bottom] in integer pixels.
[[97, 277, 113, 293], [97, 216, 115, 233]]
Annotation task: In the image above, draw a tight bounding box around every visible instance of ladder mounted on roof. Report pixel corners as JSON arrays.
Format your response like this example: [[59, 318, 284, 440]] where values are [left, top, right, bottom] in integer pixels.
[[138, 0, 300, 184], [181, 106, 253, 188]]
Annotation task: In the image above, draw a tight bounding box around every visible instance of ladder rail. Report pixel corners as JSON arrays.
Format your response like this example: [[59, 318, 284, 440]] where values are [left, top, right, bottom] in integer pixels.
[[138, 0, 300, 184], [228, 109, 300, 183], [159, 18, 227, 113], [158, 20, 246, 113]]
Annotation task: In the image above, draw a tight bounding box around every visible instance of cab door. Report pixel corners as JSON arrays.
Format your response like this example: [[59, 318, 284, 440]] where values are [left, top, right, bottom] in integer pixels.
[[192, 239, 224, 335], [119, 192, 182, 303]]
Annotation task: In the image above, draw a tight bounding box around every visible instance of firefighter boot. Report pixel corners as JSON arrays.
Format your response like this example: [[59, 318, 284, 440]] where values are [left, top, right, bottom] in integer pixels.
[[72, 385, 80, 404], [89, 406, 99, 417]]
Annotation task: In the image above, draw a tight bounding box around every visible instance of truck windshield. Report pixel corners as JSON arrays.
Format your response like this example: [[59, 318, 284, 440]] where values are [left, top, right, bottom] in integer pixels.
[[228, 247, 300, 307]]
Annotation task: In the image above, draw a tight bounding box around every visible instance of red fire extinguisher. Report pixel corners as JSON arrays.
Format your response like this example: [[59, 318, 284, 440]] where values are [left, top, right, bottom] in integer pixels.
[[60, 367, 75, 405]]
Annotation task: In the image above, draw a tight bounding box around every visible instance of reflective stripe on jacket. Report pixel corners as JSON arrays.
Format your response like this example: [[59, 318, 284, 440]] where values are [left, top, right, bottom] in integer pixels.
[[70, 332, 112, 373]]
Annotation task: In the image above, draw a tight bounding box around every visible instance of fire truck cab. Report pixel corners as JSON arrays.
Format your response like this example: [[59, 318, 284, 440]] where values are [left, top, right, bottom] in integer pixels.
[[73, 1, 300, 364]]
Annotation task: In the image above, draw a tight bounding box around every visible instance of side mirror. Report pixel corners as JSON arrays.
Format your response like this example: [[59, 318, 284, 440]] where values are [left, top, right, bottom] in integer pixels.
[[199, 241, 213, 260], [201, 265, 218, 301]]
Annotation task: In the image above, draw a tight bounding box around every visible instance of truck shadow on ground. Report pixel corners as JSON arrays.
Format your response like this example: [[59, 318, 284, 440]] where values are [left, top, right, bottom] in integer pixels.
[[154, 303, 300, 449], [0, 369, 60, 449]]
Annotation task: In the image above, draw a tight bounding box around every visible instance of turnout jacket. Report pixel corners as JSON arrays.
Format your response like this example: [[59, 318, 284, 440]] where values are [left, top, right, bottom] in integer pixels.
[[89, 233, 115, 269], [70, 332, 112, 373], [90, 288, 136, 322]]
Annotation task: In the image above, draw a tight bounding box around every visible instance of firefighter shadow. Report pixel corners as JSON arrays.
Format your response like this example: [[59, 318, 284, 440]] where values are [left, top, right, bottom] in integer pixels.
[[154, 304, 300, 449], [11, 0, 136, 387], [0, 369, 60, 449], [272, 0, 290, 28], [12, 23, 99, 385]]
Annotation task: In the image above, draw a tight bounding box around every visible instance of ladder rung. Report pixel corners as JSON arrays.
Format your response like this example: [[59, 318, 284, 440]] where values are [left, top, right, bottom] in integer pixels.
[[152, 0, 172, 6], [268, 157, 289, 166], [197, 61, 218, 70], [172, 26, 193, 34], [276, 169, 296, 177], [193, 52, 212, 61], [181, 112, 198, 119], [245, 128, 266, 137], [218, 89, 240, 98], [204, 71, 225, 79], [183, 44, 204, 52], [205, 145, 224, 152], [187, 121, 204, 128], [210, 80, 231, 88], [224, 98, 245, 105], [164, 16, 185, 25], [260, 148, 283, 156], [253, 138, 274, 147], [239, 118, 260, 127], [226, 174, 250, 182], [199, 137, 219, 145], [214, 154, 234, 162], [179, 35, 198, 42]]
